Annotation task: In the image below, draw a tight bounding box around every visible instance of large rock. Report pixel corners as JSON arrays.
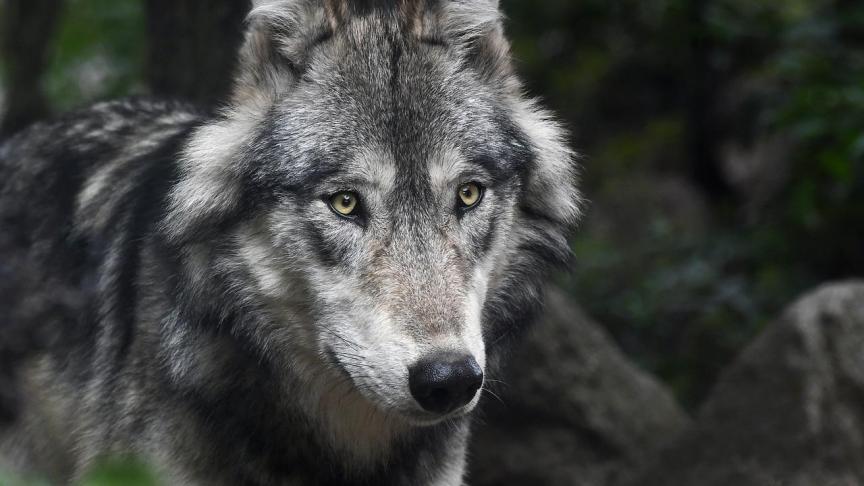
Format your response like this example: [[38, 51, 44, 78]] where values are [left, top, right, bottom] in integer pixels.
[[469, 288, 690, 486], [631, 281, 864, 486]]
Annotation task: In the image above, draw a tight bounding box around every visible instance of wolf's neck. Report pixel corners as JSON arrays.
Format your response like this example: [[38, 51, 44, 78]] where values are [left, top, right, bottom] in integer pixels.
[[189, 369, 469, 484], [160, 327, 468, 483], [284, 346, 467, 471], [288, 368, 471, 484]]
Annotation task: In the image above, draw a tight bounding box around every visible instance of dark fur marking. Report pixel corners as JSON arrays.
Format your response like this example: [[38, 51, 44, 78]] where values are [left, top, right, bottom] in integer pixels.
[[477, 213, 499, 257], [110, 125, 197, 361], [390, 36, 404, 94], [303, 219, 345, 268], [419, 36, 449, 48]]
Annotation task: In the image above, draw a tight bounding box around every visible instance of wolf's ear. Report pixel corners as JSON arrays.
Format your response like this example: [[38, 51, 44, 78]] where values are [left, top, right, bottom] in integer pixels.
[[232, 0, 329, 109], [516, 101, 583, 232], [483, 100, 583, 366], [438, 0, 515, 88]]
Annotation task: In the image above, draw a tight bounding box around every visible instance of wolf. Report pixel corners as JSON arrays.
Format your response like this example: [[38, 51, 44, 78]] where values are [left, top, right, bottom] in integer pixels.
[[0, 0, 581, 484]]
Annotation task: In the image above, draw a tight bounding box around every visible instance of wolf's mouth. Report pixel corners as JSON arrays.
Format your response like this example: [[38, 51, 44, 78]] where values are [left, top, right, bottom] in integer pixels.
[[323, 346, 481, 425], [401, 401, 480, 427]]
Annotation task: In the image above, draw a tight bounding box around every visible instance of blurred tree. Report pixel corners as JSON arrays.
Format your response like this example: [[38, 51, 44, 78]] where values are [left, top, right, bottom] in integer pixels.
[[144, 0, 250, 105], [686, 0, 734, 201], [43, 0, 146, 112], [767, 0, 864, 277], [0, 0, 63, 136]]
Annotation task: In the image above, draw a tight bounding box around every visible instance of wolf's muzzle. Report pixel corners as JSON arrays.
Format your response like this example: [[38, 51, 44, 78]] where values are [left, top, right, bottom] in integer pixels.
[[408, 352, 483, 415]]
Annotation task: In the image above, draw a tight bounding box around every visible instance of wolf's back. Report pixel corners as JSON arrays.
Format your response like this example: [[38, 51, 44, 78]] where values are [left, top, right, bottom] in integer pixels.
[[0, 98, 202, 425]]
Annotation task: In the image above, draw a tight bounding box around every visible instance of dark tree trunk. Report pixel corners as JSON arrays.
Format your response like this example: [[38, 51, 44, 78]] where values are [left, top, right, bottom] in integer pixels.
[[144, 0, 251, 107], [685, 0, 734, 202], [0, 0, 63, 137]]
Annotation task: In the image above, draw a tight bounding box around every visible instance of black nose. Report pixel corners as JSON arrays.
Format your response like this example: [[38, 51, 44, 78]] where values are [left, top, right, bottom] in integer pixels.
[[409, 353, 483, 415]]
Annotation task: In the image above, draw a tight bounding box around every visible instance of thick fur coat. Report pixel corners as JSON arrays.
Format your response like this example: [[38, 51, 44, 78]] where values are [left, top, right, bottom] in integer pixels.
[[0, 0, 581, 484]]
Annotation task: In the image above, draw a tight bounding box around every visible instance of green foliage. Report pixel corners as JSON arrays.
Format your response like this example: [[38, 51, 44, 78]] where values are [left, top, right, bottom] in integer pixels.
[[504, 0, 863, 406], [45, 0, 145, 110], [0, 459, 160, 486], [569, 219, 815, 406], [768, 2, 864, 261], [79, 459, 160, 486]]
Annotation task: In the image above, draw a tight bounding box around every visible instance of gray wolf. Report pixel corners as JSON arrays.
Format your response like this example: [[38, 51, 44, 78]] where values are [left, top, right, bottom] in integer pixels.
[[0, 0, 581, 484]]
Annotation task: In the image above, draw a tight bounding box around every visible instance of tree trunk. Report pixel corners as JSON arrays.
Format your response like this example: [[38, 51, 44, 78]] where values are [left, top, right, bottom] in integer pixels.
[[144, 0, 251, 107], [685, 0, 734, 201], [0, 0, 63, 137]]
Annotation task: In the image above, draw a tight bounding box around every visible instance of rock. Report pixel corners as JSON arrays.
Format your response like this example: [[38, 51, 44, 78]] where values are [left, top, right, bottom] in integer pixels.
[[469, 288, 690, 486], [630, 281, 864, 486]]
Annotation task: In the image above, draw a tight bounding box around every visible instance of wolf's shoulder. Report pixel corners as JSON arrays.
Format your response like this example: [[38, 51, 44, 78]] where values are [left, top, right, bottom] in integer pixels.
[[1, 96, 204, 193], [1, 97, 203, 160], [0, 97, 205, 248]]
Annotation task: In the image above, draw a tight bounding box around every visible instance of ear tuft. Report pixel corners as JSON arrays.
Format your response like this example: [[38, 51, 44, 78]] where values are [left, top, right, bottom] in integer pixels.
[[439, 0, 513, 86], [514, 98, 584, 226], [232, 0, 328, 109], [482, 97, 583, 362], [441, 0, 501, 43]]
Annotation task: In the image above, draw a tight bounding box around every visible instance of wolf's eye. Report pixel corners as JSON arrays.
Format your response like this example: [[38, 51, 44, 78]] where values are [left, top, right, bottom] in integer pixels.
[[329, 192, 359, 217], [457, 182, 484, 209]]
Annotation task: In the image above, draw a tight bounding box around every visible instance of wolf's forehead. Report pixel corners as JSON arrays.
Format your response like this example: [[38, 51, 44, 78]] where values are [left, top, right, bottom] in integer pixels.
[[285, 138, 528, 201], [274, 85, 532, 192], [285, 144, 463, 190], [265, 14, 533, 191], [340, 146, 482, 190]]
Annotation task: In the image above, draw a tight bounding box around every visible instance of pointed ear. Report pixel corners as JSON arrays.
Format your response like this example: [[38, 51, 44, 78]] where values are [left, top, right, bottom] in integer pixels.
[[439, 0, 515, 88], [483, 101, 583, 364], [232, 0, 329, 109], [517, 101, 583, 229]]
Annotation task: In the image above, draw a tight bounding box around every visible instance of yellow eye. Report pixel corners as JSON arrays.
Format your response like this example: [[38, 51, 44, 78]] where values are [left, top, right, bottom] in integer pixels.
[[329, 192, 359, 216], [458, 182, 483, 208]]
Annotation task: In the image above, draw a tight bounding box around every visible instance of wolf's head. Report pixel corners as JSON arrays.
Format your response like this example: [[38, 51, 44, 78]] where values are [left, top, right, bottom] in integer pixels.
[[163, 0, 580, 431]]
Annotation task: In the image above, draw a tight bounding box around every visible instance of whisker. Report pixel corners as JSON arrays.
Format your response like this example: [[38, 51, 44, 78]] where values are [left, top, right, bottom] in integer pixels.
[[482, 386, 506, 405]]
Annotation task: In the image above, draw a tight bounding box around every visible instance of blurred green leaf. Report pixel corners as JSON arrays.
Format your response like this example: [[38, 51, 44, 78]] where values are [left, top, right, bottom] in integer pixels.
[[45, 0, 146, 110], [79, 459, 160, 486]]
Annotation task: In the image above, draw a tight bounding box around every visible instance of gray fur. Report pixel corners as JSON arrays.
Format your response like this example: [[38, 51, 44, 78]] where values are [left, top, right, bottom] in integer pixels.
[[0, 1, 581, 484]]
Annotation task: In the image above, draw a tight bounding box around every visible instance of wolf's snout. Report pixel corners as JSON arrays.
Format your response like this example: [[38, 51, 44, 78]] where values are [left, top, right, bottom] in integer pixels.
[[408, 353, 483, 415]]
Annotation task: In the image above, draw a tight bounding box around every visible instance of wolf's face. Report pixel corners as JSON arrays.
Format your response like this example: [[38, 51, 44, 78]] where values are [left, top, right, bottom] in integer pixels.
[[165, 0, 581, 428], [255, 36, 533, 423]]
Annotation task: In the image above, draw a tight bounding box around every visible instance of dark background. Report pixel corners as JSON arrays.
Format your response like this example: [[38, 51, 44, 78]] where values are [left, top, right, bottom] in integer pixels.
[[1, 0, 863, 483], [2, 0, 863, 415]]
